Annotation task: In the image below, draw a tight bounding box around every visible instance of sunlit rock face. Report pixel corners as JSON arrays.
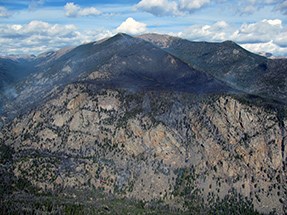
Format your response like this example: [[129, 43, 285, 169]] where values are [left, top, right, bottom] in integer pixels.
[[0, 33, 286, 214]]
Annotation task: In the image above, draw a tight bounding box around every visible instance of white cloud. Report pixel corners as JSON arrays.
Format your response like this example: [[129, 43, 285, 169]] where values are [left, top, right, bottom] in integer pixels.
[[274, 31, 287, 47], [64, 2, 102, 17], [0, 20, 112, 55], [64, 2, 79, 17], [116, 17, 147, 35], [179, 21, 230, 41], [0, 20, 77, 37], [135, 0, 211, 16], [179, 0, 210, 11], [231, 19, 283, 43], [0, 17, 286, 57], [135, 0, 180, 16], [0, 17, 147, 55], [0, 6, 12, 18], [176, 19, 287, 56], [232, 19, 287, 55], [135, 0, 287, 16], [78, 7, 102, 16], [241, 41, 287, 56], [0, 18, 145, 55]]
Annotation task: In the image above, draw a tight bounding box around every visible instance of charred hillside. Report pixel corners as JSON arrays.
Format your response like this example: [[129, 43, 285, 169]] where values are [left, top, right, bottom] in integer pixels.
[[0, 33, 286, 214], [139, 33, 287, 104]]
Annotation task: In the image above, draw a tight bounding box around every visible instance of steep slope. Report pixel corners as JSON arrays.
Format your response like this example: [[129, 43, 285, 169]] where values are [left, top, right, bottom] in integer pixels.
[[0, 33, 230, 121], [259, 59, 287, 101], [0, 34, 286, 214], [139, 34, 287, 103], [1, 84, 286, 214], [0, 56, 36, 95], [0, 56, 37, 117], [0, 48, 74, 116]]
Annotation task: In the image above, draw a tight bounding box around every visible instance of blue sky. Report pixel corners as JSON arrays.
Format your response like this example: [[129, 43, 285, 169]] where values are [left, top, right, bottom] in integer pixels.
[[0, 0, 287, 56]]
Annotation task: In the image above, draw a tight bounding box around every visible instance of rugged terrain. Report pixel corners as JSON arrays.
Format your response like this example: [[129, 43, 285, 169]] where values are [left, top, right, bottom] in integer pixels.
[[139, 34, 287, 103], [0, 33, 286, 214]]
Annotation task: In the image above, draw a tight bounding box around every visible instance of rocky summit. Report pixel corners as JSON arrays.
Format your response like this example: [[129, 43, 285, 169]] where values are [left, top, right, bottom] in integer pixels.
[[0, 33, 286, 214]]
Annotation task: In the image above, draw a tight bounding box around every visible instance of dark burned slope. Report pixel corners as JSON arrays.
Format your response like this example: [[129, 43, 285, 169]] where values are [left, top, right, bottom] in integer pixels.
[[0, 57, 36, 90], [0, 33, 231, 120], [31, 33, 228, 92], [0, 57, 38, 115], [0, 35, 286, 215], [139, 33, 287, 103], [1, 33, 286, 121]]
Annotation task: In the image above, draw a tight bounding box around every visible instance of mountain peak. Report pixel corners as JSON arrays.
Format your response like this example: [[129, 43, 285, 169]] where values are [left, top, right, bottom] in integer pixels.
[[114, 32, 133, 39], [138, 33, 176, 48], [0, 32, 287, 215], [139, 33, 174, 39], [222, 40, 236, 44], [222, 40, 243, 49], [102, 33, 137, 46]]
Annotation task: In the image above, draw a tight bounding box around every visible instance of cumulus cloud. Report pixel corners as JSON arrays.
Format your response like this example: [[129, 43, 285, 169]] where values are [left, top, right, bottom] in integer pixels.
[[135, 0, 287, 16], [0, 17, 286, 57], [179, 0, 210, 11], [0, 20, 112, 55], [135, 0, 211, 16], [0, 20, 77, 37], [0, 6, 12, 18], [116, 17, 147, 35], [231, 19, 287, 55], [64, 2, 102, 17], [274, 31, 287, 47], [135, 0, 180, 16], [179, 21, 229, 41], [241, 42, 287, 56], [231, 19, 283, 43], [0, 17, 148, 55], [176, 19, 287, 56]]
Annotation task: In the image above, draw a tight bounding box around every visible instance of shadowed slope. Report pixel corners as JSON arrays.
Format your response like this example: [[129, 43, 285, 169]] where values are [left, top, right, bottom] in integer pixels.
[[139, 33, 287, 103]]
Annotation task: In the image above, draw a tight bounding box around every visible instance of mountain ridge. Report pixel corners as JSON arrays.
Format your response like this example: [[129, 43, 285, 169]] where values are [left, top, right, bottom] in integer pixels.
[[139, 33, 287, 104], [0, 33, 286, 214], [2, 32, 285, 119], [0, 33, 234, 121]]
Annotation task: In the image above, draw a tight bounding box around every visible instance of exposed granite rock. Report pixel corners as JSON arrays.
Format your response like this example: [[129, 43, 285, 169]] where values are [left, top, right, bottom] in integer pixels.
[[1, 84, 286, 214]]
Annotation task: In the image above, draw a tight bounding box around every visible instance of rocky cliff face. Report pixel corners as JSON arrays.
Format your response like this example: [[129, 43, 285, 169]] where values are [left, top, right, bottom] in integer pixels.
[[1, 82, 286, 214], [0, 33, 286, 214]]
